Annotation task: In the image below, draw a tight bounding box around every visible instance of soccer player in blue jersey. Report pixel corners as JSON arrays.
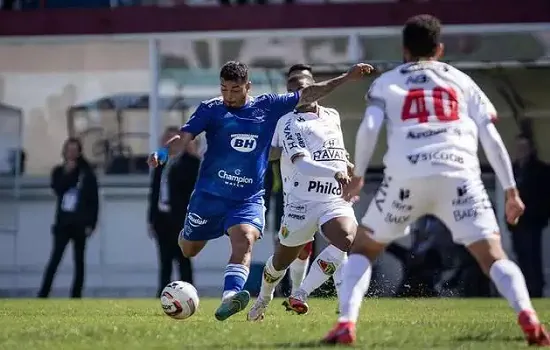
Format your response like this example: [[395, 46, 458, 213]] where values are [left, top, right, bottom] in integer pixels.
[[148, 61, 373, 321]]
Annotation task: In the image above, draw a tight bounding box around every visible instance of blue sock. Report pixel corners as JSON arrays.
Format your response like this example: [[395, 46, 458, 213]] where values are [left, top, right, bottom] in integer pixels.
[[222, 264, 249, 299]]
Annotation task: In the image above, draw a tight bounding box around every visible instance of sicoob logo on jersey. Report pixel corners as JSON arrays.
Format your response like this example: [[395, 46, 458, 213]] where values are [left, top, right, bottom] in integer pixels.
[[230, 134, 258, 152], [407, 152, 464, 165]]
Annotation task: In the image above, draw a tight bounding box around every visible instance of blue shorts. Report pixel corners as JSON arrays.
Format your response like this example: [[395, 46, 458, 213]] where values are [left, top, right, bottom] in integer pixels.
[[180, 191, 266, 242]]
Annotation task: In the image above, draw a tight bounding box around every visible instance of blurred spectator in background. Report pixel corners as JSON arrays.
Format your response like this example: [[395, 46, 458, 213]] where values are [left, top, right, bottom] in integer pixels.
[[445, 244, 491, 297], [387, 216, 444, 297], [508, 134, 550, 297], [148, 126, 198, 297], [387, 215, 491, 298], [263, 158, 284, 234], [38, 138, 99, 298]]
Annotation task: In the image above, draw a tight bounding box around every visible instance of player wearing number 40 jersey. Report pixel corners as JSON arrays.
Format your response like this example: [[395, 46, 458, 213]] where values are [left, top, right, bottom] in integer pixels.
[[323, 15, 550, 346]]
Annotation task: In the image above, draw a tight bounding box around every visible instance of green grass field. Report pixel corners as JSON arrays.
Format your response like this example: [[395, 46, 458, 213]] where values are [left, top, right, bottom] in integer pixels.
[[0, 298, 548, 349]]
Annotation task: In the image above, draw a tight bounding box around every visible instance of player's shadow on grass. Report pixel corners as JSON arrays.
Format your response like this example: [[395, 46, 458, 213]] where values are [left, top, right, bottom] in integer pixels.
[[453, 332, 523, 343]]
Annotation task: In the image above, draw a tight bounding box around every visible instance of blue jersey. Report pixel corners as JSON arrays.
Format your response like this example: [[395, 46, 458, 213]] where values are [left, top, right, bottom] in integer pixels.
[[181, 92, 300, 200]]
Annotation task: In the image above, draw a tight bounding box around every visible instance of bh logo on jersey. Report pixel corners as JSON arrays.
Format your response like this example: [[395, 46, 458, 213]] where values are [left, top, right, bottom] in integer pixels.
[[230, 134, 258, 153]]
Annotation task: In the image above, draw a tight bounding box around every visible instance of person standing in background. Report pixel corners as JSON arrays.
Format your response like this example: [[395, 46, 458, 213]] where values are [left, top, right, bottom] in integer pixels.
[[148, 126, 199, 297], [509, 134, 550, 297], [38, 138, 99, 298]]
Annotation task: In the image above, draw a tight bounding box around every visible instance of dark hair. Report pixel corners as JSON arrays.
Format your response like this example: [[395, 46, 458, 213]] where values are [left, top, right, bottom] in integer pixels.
[[287, 64, 313, 77], [220, 61, 249, 83], [62, 137, 91, 169], [63, 137, 82, 155], [403, 14, 441, 59], [287, 74, 314, 87]]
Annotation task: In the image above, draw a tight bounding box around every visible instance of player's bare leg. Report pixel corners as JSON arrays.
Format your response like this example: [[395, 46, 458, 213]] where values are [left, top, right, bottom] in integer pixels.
[[179, 239, 208, 259], [247, 242, 305, 321], [467, 236, 550, 346], [288, 217, 354, 315], [215, 224, 259, 321], [322, 225, 385, 345]]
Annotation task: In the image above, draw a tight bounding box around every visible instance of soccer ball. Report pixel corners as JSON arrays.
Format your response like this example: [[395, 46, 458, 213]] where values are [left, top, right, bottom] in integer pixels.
[[160, 281, 199, 319]]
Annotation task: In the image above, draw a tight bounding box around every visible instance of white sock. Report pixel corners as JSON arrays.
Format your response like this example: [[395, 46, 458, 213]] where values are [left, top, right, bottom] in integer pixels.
[[290, 257, 309, 294], [489, 259, 537, 320], [338, 254, 372, 324], [222, 291, 236, 300], [300, 245, 346, 295], [333, 253, 348, 298], [259, 256, 287, 300]]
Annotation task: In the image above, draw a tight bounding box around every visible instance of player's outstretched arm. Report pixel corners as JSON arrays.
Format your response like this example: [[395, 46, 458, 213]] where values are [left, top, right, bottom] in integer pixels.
[[149, 101, 211, 168], [147, 131, 194, 168], [296, 63, 374, 107], [478, 123, 515, 190], [478, 122, 524, 224], [468, 81, 524, 224]]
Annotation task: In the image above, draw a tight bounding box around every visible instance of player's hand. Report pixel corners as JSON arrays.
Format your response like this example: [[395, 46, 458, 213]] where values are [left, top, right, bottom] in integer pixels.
[[342, 176, 364, 203], [345, 63, 375, 81], [505, 188, 524, 225], [346, 160, 355, 178], [147, 152, 159, 168], [334, 171, 351, 188]]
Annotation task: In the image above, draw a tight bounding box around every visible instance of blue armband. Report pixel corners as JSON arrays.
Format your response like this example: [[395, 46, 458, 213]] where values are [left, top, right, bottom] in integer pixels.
[[156, 147, 169, 164]]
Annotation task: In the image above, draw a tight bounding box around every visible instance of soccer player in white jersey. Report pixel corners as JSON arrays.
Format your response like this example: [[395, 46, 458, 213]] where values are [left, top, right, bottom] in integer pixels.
[[270, 67, 352, 313], [277, 64, 319, 299], [247, 73, 358, 321], [322, 15, 550, 346]]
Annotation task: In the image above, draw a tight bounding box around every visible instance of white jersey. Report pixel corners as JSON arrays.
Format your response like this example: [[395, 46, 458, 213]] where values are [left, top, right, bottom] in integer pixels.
[[370, 61, 497, 179], [271, 106, 348, 201]]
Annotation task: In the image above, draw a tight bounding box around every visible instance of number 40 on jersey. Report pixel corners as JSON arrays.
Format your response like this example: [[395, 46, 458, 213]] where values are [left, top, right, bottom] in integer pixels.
[[401, 87, 459, 123]]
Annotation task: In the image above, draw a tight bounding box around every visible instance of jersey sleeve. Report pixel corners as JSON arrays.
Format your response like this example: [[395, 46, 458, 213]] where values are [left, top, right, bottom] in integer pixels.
[[365, 77, 386, 110], [266, 92, 300, 118], [467, 81, 498, 126], [280, 117, 309, 161], [180, 103, 210, 136]]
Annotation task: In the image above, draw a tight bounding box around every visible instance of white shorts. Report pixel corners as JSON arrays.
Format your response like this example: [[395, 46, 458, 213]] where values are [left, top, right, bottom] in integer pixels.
[[361, 174, 499, 246], [279, 197, 357, 247]]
